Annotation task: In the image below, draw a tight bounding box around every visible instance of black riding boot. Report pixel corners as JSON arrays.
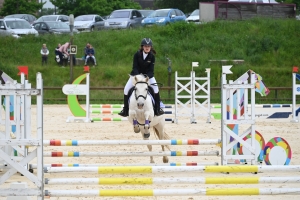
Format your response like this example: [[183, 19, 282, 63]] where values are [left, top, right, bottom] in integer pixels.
[[118, 95, 129, 117], [154, 92, 164, 116]]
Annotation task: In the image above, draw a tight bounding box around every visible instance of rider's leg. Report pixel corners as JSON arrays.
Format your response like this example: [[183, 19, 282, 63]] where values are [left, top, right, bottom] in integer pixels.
[[149, 77, 164, 116], [118, 78, 133, 117], [154, 92, 164, 116]]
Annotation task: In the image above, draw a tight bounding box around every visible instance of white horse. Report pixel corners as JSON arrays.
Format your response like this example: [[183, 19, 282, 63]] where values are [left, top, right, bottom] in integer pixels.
[[128, 74, 170, 163]]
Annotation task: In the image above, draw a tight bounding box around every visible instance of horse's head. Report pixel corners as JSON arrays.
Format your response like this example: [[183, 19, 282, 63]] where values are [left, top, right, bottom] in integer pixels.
[[132, 75, 150, 109]]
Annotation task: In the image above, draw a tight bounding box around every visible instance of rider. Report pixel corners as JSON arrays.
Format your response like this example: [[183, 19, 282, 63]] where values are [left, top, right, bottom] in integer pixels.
[[118, 38, 165, 117]]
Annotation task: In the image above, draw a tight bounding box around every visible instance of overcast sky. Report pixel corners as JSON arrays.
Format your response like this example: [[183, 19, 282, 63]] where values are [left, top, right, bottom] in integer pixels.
[[43, 0, 55, 8]]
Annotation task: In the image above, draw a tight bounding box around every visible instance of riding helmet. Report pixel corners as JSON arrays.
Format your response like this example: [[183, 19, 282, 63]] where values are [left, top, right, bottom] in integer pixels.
[[141, 38, 153, 46]]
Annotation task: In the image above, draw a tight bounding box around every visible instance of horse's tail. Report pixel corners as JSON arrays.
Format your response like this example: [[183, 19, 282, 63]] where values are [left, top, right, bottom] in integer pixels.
[[153, 127, 171, 151]]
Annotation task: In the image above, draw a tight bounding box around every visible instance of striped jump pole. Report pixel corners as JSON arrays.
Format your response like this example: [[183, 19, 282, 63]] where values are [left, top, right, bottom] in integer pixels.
[[90, 104, 174, 109], [45, 176, 300, 185], [44, 165, 300, 174], [29, 162, 219, 169], [211, 104, 292, 108], [43, 139, 221, 146], [43, 150, 219, 157], [44, 188, 300, 197], [91, 109, 174, 115], [91, 117, 174, 122]]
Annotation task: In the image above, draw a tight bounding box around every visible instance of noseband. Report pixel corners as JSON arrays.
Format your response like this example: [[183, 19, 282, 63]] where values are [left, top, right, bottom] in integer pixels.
[[134, 81, 148, 100]]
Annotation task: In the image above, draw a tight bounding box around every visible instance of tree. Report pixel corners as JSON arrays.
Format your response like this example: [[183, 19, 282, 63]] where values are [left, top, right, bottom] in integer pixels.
[[49, 0, 141, 16], [0, 0, 44, 16], [154, 0, 210, 13], [38, 8, 56, 17]]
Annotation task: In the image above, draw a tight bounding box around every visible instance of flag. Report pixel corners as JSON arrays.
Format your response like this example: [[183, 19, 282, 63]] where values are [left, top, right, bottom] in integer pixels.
[[293, 66, 298, 73], [17, 66, 28, 79], [192, 62, 199, 67], [83, 66, 90, 72]]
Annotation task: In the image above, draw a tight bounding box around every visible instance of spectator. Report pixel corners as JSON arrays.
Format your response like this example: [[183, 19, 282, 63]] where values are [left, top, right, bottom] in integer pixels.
[[84, 43, 90, 59], [54, 43, 61, 64], [85, 44, 96, 66], [40, 44, 49, 66], [57, 42, 70, 67]]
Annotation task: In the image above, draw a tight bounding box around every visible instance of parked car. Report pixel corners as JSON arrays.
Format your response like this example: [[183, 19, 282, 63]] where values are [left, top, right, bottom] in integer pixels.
[[0, 29, 19, 38], [185, 9, 200, 24], [4, 14, 37, 24], [141, 8, 186, 26], [74, 14, 105, 31], [35, 15, 69, 24], [104, 9, 144, 29], [32, 21, 79, 34], [0, 18, 38, 37], [138, 10, 154, 17]]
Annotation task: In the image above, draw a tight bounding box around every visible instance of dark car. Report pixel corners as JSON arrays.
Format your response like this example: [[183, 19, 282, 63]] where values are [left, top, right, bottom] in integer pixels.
[[32, 21, 79, 34], [5, 14, 36, 24], [104, 9, 144, 29]]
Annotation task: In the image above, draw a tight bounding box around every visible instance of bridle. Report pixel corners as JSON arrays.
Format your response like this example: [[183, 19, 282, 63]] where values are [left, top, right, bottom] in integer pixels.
[[134, 81, 149, 101]]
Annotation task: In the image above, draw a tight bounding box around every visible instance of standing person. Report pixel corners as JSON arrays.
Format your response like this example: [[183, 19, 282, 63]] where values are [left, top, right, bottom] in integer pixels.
[[40, 43, 49, 66], [118, 38, 164, 117], [58, 42, 70, 67], [85, 44, 96, 66]]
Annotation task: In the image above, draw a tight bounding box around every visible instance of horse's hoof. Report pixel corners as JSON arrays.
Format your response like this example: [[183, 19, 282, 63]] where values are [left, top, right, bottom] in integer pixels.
[[143, 133, 150, 138], [134, 127, 140, 133]]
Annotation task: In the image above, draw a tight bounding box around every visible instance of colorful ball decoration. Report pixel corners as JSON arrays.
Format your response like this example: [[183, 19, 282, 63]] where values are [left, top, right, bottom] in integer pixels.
[[264, 137, 292, 165], [237, 130, 265, 162]]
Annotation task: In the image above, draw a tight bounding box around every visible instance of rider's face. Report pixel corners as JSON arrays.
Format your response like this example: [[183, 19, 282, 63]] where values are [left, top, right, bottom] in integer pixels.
[[143, 45, 151, 53]]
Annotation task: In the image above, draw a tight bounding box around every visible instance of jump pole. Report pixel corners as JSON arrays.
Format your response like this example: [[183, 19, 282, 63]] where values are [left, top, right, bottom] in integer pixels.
[[43, 139, 221, 146], [29, 162, 219, 169], [45, 176, 300, 185], [43, 150, 219, 157], [44, 188, 300, 197], [44, 165, 300, 174]]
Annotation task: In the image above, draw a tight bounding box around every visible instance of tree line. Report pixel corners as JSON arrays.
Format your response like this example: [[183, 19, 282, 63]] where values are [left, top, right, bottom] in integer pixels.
[[0, 0, 298, 18]]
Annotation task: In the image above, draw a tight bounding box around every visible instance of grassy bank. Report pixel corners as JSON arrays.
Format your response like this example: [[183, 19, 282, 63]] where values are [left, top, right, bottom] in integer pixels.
[[0, 18, 300, 104]]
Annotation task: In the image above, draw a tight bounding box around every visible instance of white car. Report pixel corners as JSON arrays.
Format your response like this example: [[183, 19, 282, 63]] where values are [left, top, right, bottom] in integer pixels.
[[185, 9, 200, 24], [0, 18, 38, 37]]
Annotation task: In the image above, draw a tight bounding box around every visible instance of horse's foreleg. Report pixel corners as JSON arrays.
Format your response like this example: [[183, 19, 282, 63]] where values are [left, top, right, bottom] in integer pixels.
[[143, 120, 150, 138], [133, 119, 140, 133], [143, 111, 152, 138], [129, 110, 140, 133]]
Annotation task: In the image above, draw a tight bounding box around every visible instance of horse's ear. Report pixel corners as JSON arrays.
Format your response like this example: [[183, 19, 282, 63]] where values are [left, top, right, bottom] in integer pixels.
[[145, 77, 149, 82], [135, 76, 138, 82]]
